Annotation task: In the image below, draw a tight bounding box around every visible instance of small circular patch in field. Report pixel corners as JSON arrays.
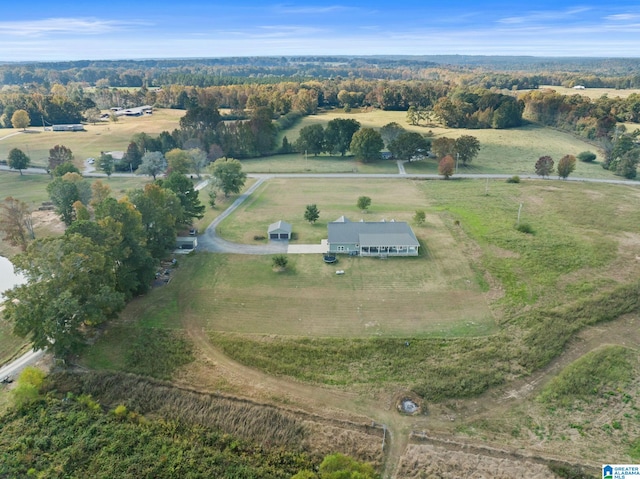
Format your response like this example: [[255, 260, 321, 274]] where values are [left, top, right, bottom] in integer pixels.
[[396, 392, 424, 416]]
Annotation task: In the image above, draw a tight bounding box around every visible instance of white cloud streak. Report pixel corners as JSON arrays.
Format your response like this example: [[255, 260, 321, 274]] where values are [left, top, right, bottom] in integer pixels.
[[0, 17, 144, 36]]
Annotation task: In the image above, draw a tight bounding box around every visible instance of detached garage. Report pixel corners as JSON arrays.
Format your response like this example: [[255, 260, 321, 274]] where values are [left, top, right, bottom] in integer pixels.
[[268, 220, 292, 240]]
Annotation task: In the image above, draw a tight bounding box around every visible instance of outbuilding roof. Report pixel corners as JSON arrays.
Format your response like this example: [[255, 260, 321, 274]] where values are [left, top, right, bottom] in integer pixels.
[[268, 220, 292, 234]]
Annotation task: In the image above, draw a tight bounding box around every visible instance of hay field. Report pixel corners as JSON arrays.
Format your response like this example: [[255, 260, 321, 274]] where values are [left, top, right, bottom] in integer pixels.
[[0, 108, 183, 168]]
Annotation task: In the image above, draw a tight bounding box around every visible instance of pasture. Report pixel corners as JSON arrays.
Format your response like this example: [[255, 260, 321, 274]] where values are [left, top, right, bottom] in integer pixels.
[[278, 109, 618, 179], [536, 85, 640, 100], [0, 108, 183, 168]]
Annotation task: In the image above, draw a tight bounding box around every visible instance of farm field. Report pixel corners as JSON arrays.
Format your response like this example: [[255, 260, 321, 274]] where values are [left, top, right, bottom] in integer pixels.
[[0, 108, 183, 168]]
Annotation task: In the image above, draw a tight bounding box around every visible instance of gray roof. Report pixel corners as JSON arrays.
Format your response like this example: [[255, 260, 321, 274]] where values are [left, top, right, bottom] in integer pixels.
[[268, 220, 292, 234], [328, 220, 419, 247]]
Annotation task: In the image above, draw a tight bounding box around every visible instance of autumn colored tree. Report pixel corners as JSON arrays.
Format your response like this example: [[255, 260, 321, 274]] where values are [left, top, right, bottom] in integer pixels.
[[438, 155, 455, 179], [535, 156, 554, 178], [431, 137, 457, 160], [48, 145, 74, 172], [11, 109, 30, 130], [557, 154, 577, 179]]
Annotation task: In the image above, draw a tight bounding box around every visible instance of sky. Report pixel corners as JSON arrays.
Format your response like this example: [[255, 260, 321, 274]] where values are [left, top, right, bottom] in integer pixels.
[[2, 0, 640, 61]]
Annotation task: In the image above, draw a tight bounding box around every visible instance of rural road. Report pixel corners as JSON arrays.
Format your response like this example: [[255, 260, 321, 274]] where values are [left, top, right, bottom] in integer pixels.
[[0, 348, 45, 381]]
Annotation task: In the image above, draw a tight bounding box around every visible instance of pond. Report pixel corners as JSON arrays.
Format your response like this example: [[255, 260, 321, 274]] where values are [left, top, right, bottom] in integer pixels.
[[0, 256, 25, 299]]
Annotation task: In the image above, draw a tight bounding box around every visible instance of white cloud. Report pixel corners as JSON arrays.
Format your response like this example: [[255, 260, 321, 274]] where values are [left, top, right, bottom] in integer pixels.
[[498, 7, 591, 25], [272, 4, 350, 15], [605, 13, 640, 21], [0, 18, 143, 37]]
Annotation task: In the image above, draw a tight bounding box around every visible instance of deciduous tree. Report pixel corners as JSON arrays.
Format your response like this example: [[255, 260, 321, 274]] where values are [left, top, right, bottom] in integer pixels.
[[46, 173, 91, 225], [48, 145, 74, 172], [379, 122, 406, 147], [304, 204, 320, 224], [557, 154, 577, 179], [165, 148, 191, 175], [295, 124, 325, 156], [357, 196, 371, 212], [413, 210, 426, 225], [138, 151, 167, 180], [11, 109, 30, 130], [431, 137, 457, 160], [324, 118, 360, 156], [3, 234, 125, 356], [99, 153, 114, 177], [438, 155, 455, 179], [7, 148, 30, 175], [349, 128, 383, 163], [388, 132, 430, 161], [455, 135, 481, 166], [577, 151, 596, 163], [0, 197, 34, 251], [535, 156, 554, 178], [209, 158, 246, 197]]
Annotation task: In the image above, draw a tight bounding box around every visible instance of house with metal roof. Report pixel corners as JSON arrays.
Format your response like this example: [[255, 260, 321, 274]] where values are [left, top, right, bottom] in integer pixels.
[[268, 220, 292, 240], [327, 217, 419, 257]]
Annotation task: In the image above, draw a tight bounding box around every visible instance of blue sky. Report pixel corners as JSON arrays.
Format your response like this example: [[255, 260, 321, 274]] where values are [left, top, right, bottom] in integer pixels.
[[2, 1, 640, 61]]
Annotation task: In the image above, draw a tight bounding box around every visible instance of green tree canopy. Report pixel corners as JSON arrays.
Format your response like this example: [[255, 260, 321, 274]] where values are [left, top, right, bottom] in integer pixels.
[[3, 234, 125, 356], [304, 204, 320, 224], [46, 173, 91, 225], [431, 137, 457, 160], [7, 148, 30, 175], [357, 196, 372, 211], [160, 172, 205, 224], [349, 128, 383, 163], [388, 132, 430, 161], [455, 135, 481, 166], [210, 158, 247, 197], [295, 124, 325, 156], [128, 184, 182, 259], [165, 148, 192, 175], [324, 118, 361, 156]]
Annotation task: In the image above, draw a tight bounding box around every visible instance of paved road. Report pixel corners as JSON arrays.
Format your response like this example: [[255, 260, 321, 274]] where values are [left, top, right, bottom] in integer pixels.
[[196, 176, 288, 254], [0, 348, 45, 381]]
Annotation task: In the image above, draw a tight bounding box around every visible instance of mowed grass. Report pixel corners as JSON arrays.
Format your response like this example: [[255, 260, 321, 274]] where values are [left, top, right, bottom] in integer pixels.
[[276, 109, 619, 179], [0, 108, 183, 168]]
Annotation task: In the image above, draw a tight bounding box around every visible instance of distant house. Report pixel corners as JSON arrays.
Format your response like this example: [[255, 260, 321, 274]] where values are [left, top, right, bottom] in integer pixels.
[[111, 105, 153, 117], [268, 220, 292, 240], [381, 151, 393, 160], [52, 124, 84, 132], [327, 216, 419, 256], [573, 85, 586, 90]]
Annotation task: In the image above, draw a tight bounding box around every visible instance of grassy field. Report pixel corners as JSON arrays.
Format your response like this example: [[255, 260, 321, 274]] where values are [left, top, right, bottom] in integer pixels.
[[0, 108, 183, 168], [277, 109, 622, 179], [81, 178, 640, 402], [536, 85, 640, 100]]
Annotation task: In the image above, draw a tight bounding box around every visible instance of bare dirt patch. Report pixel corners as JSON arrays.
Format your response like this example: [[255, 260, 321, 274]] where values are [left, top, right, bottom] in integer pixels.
[[32, 210, 65, 236]]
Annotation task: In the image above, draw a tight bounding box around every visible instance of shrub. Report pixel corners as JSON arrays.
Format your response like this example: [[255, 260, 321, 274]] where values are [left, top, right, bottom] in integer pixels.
[[577, 151, 596, 162], [506, 175, 520, 183], [272, 255, 288, 270], [253, 235, 266, 241], [516, 223, 534, 234]]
